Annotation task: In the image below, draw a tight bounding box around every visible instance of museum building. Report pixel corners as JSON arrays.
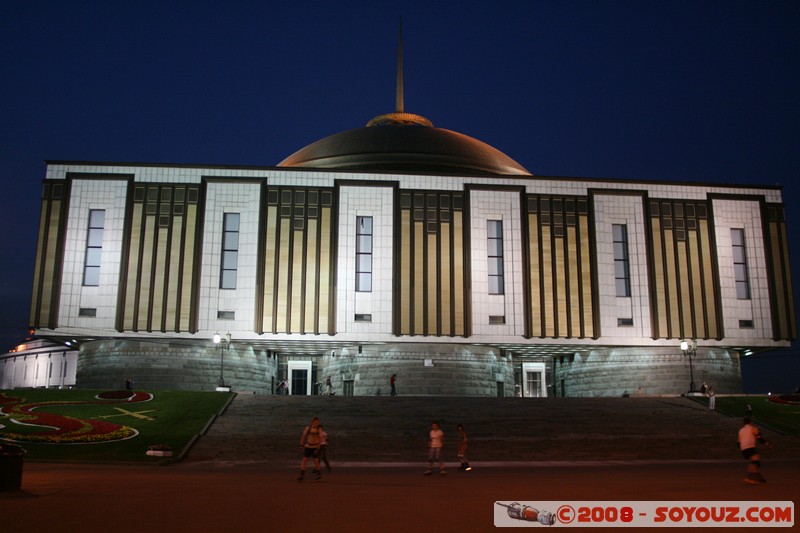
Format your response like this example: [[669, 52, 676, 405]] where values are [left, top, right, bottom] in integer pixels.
[[1, 55, 796, 396]]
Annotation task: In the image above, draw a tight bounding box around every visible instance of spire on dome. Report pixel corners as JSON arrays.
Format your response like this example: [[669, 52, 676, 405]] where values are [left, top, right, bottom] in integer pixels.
[[366, 19, 433, 128], [396, 17, 404, 113], [279, 21, 531, 176]]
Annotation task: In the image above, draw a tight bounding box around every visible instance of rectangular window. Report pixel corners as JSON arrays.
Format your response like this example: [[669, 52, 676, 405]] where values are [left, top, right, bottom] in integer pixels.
[[524, 370, 544, 398], [731, 228, 750, 299], [613, 224, 631, 297], [487, 220, 504, 295], [83, 210, 105, 286], [356, 216, 373, 292], [220, 213, 240, 289]]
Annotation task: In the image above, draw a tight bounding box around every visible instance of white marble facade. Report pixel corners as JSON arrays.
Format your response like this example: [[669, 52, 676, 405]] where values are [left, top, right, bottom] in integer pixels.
[[5, 162, 792, 395]]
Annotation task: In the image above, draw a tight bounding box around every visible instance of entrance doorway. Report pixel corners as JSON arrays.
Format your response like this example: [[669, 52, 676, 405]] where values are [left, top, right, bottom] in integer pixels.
[[522, 362, 547, 397], [288, 361, 312, 395]]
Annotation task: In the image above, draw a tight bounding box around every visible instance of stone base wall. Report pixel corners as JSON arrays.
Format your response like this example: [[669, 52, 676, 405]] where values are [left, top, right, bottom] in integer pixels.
[[553, 347, 742, 397], [321, 345, 515, 397], [76, 340, 277, 393], [71, 340, 741, 397]]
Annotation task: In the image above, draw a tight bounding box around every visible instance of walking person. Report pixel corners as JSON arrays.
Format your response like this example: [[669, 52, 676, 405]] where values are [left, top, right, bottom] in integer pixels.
[[277, 380, 288, 395], [318, 424, 331, 472], [424, 421, 446, 475], [457, 424, 472, 471], [325, 376, 333, 395], [390, 374, 397, 396], [298, 416, 323, 481], [738, 416, 769, 484], [708, 387, 716, 410]]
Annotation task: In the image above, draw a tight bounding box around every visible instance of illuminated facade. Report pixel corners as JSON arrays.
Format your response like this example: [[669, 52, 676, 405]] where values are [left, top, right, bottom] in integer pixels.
[[4, 41, 797, 396], [6, 147, 792, 396]]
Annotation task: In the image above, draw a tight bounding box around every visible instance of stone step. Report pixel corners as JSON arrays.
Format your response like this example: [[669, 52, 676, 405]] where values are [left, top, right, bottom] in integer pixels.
[[184, 394, 800, 464]]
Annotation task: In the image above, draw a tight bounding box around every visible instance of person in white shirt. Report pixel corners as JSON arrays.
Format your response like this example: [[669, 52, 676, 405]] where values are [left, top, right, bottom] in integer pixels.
[[738, 417, 768, 484], [424, 421, 446, 475]]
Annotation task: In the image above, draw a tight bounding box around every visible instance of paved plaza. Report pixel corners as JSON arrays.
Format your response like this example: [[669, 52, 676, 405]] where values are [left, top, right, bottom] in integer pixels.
[[3, 459, 799, 532]]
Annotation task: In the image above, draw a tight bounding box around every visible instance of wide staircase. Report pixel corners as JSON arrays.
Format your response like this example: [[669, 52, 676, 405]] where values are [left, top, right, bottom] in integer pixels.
[[184, 394, 799, 465]]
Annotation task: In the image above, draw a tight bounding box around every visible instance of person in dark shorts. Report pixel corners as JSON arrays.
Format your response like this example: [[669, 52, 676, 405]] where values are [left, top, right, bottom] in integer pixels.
[[298, 416, 322, 481], [738, 417, 768, 484]]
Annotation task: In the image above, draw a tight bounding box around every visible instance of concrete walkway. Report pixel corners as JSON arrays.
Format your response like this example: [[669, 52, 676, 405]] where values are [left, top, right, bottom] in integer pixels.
[[4, 460, 798, 532]]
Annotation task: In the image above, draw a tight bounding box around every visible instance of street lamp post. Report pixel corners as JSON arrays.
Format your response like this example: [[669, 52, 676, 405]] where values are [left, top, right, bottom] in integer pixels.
[[213, 332, 232, 390], [680, 339, 697, 394]]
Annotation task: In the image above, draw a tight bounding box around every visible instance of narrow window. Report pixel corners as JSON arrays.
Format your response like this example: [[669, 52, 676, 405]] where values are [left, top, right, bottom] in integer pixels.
[[83, 210, 105, 286], [220, 213, 240, 289], [356, 216, 373, 292], [488, 220, 504, 295], [731, 228, 750, 299], [524, 370, 543, 398], [613, 224, 631, 297]]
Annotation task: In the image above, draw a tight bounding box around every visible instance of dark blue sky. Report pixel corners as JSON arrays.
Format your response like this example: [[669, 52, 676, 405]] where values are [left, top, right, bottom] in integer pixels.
[[1, 1, 798, 390]]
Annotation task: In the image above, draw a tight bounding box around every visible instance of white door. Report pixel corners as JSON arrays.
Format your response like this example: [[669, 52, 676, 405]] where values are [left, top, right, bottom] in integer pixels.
[[522, 362, 547, 397]]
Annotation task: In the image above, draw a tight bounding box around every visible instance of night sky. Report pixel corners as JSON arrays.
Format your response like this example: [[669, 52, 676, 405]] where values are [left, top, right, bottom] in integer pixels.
[[1, 1, 798, 391]]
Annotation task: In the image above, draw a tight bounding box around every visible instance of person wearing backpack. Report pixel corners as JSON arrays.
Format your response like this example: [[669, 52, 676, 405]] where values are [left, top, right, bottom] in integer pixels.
[[298, 416, 322, 481]]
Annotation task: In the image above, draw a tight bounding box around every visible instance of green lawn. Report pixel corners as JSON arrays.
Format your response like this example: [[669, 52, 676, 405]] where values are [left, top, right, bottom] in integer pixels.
[[695, 395, 800, 436], [0, 389, 233, 462]]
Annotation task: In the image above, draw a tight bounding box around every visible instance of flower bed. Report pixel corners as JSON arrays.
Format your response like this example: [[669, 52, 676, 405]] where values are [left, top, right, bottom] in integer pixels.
[[768, 394, 800, 405], [0, 391, 153, 444]]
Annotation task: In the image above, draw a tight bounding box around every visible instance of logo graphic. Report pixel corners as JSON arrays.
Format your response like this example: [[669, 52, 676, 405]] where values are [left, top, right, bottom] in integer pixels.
[[496, 502, 556, 525]]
